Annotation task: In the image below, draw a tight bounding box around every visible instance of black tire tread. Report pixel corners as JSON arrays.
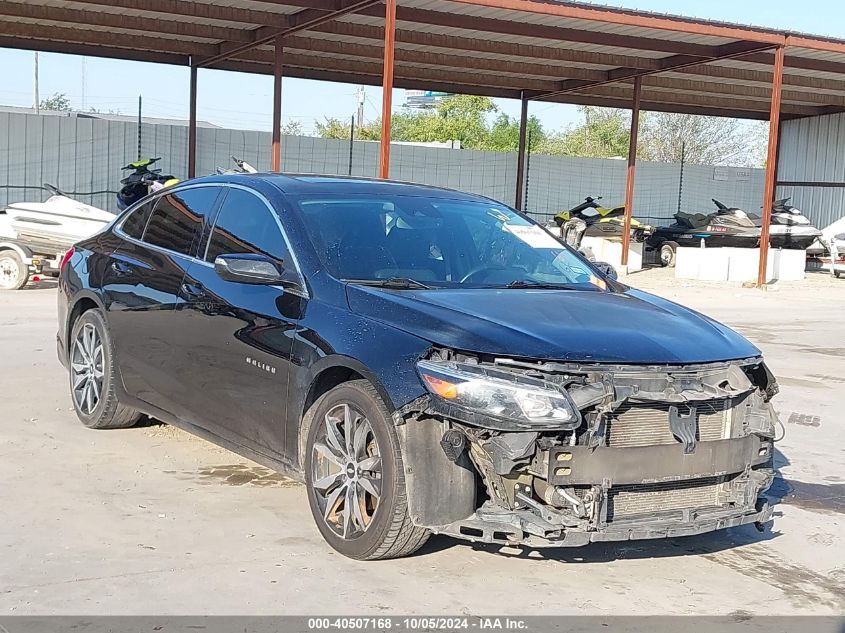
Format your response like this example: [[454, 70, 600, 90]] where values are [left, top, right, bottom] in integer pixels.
[[307, 379, 429, 560], [349, 380, 430, 561], [70, 309, 142, 430]]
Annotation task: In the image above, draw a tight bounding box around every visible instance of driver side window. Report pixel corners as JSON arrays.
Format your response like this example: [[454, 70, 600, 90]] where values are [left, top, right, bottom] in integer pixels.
[[205, 188, 303, 287]]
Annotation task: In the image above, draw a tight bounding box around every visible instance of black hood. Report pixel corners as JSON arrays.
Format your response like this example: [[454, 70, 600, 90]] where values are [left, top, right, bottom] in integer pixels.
[[346, 285, 760, 364]]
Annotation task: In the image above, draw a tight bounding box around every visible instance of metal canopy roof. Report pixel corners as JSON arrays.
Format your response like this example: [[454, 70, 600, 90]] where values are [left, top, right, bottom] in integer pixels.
[[5, 0, 845, 119]]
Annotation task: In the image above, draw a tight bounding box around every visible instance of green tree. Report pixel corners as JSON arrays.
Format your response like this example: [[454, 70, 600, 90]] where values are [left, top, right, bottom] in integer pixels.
[[40, 92, 71, 111], [484, 112, 544, 152], [314, 95, 546, 151], [280, 120, 304, 136], [538, 106, 632, 158], [639, 113, 766, 167]]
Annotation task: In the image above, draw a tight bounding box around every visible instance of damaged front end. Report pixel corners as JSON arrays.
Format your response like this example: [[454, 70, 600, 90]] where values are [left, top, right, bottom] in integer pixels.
[[394, 349, 779, 548]]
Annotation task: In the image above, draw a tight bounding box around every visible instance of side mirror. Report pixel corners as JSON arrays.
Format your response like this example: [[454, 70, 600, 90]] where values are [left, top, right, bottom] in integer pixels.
[[214, 253, 285, 285], [593, 261, 618, 280]]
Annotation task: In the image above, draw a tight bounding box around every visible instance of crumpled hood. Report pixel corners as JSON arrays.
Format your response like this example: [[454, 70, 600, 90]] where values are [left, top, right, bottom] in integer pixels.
[[346, 285, 760, 364]]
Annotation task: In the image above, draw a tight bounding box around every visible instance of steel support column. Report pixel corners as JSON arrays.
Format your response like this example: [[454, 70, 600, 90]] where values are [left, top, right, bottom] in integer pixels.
[[378, 0, 396, 179], [758, 45, 785, 286], [271, 36, 283, 172], [514, 93, 529, 210], [621, 75, 642, 267], [188, 64, 197, 178]]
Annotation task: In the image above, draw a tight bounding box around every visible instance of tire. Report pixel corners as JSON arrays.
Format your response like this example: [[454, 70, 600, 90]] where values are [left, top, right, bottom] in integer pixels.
[[835, 270, 842, 279], [304, 379, 430, 560], [660, 242, 677, 268], [0, 249, 29, 290], [68, 309, 142, 430]]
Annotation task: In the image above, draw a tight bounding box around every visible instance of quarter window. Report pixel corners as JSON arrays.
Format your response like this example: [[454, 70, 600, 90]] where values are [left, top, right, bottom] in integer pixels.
[[121, 200, 154, 239], [142, 187, 220, 256]]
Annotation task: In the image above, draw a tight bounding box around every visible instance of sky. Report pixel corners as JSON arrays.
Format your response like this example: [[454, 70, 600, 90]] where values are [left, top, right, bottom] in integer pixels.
[[2, 0, 845, 134]]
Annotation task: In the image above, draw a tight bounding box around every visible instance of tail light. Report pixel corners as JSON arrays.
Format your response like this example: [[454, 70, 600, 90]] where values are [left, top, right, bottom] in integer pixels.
[[59, 247, 74, 271]]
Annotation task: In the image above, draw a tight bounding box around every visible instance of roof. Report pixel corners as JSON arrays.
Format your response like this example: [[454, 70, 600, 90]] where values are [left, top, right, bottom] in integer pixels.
[[195, 173, 491, 199], [5, 0, 845, 120], [0, 105, 219, 127]]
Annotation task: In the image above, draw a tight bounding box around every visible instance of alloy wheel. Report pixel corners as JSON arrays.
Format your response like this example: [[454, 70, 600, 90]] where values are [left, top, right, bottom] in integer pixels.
[[71, 323, 105, 415], [310, 403, 383, 539]]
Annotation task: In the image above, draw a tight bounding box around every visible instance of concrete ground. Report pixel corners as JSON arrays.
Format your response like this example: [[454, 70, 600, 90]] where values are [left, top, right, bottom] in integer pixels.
[[1, 270, 843, 615]]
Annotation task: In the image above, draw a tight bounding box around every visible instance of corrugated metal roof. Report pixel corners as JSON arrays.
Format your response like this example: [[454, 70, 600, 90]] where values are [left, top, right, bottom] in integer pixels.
[[4, 0, 845, 119]]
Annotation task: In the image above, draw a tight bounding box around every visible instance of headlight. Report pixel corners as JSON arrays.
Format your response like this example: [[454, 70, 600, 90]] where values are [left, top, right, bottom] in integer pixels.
[[417, 359, 581, 430]]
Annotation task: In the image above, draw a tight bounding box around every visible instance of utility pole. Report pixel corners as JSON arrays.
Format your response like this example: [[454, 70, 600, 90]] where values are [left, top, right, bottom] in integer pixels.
[[81, 57, 87, 111], [34, 52, 40, 114], [137, 95, 143, 161], [356, 85, 365, 138]]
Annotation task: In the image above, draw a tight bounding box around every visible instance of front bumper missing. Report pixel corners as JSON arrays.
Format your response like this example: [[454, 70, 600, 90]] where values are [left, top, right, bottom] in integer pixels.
[[548, 436, 772, 486], [432, 502, 773, 548]]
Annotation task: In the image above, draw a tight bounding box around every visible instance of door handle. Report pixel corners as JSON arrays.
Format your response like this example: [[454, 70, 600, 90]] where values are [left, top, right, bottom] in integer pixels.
[[180, 281, 207, 299], [111, 260, 132, 275]]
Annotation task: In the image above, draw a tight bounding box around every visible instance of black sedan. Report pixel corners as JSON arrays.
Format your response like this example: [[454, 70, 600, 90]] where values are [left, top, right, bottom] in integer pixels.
[[57, 174, 777, 559]]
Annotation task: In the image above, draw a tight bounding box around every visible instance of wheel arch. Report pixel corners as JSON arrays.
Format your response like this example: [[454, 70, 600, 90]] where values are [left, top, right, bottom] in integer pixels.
[[296, 355, 396, 468], [65, 291, 107, 359]]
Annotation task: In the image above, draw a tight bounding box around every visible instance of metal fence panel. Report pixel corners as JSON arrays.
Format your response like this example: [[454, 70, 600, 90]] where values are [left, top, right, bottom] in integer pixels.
[[0, 110, 774, 229]]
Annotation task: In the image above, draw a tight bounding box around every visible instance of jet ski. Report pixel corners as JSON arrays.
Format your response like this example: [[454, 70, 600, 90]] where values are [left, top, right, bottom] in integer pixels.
[[553, 196, 654, 243], [807, 214, 845, 257], [216, 156, 258, 175], [117, 157, 179, 210], [647, 199, 760, 267], [0, 184, 116, 252], [742, 198, 822, 250]]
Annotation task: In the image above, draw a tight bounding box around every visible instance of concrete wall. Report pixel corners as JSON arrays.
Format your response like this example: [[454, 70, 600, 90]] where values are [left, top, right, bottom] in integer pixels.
[[779, 112, 845, 229], [0, 110, 765, 226]]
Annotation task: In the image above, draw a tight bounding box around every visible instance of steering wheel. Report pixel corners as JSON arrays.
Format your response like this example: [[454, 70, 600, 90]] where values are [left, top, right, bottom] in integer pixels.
[[459, 264, 507, 284]]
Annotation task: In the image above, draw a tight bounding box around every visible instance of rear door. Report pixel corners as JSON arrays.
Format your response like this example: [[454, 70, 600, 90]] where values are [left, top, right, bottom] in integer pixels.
[[102, 185, 222, 415], [178, 185, 305, 457]]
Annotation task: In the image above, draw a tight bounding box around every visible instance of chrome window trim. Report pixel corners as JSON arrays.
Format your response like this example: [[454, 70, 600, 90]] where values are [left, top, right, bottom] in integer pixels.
[[113, 183, 222, 268], [205, 183, 309, 299]]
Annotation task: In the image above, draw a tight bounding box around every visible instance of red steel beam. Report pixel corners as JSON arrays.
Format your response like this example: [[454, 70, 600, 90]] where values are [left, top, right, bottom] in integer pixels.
[[196, 0, 380, 69], [758, 46, 785, 287], [621, 76, 642, 268], [514, 94, 529, 210], [188, 65, 198, 178], [271, 36, 284, 173], [379, 0, 397, 180]]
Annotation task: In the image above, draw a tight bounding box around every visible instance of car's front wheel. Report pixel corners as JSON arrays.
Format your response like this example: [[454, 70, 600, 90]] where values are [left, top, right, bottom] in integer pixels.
[[304, 380, 430, 560], [69, 309, 142, 429]]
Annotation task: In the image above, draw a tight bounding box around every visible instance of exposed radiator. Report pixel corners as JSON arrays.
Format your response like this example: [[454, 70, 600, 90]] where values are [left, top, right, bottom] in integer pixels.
[[607, 476, 726, 520], [606, 399, 731, 448]]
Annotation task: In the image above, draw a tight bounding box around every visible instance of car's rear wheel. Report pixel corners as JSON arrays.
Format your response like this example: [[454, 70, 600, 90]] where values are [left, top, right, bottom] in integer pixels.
[[304, 380, 429, 560], [0, 249, 29, 290], [69, 309, 142, 429]]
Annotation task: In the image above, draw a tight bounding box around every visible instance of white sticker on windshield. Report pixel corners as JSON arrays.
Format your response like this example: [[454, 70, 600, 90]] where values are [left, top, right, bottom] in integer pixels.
[[504, 223, 562, 249]]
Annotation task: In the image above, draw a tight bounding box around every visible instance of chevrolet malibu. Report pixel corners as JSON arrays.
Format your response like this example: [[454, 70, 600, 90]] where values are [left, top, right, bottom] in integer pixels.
[[57, 175, 777, 560]]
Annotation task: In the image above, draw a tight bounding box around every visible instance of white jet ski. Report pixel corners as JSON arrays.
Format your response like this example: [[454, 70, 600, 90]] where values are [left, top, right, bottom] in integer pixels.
[[0, 185, 116, 252]]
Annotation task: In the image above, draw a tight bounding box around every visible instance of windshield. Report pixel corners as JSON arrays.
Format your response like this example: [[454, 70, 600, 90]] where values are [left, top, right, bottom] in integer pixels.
[[292, 194, 606, 289]]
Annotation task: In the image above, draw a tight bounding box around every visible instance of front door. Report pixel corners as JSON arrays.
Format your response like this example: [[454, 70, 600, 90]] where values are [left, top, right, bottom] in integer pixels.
[[179, 186, 305, 459]]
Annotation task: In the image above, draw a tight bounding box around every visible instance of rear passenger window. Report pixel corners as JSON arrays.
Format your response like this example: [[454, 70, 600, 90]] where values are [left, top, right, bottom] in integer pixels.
[[143, 187, 220, 256], [205, 189, 288, 263], [121, 200, 154, 239]]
